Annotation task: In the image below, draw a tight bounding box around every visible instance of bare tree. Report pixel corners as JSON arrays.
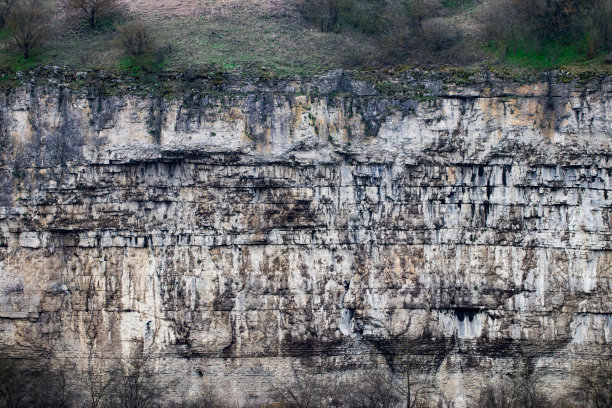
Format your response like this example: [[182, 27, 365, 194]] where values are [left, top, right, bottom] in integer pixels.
[[580, 0, 612, 56], [397, 357, 443, 408], [269, 366, 441, 408], [109, 350, 164, 408], [477, 372, 551, 408], [79, 356, 113, 408], [0, 0, 15, 28], [343, 371, 403, 408], [421, 16, 460, 51], [301, 0, 348, 32], [38, 357, 76, 408], [375, 0, 443, 63], [175, 384, 228, 408], [402, 0, 441, 30], [269, 373, 333, 408], [0, 357, 28, 408], [571, 366, 612, 408], [480, 0, 519, 56], [0, 352, 75, 408], [480, 0, 583, 55], [64, 0, 121, 29], [117, 21, 156, 58], [510, 0, 579, 35], [6, 0, 50, 59]]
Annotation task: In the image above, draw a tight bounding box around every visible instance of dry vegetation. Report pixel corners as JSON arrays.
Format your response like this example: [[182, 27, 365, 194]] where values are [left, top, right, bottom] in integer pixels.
[[5, 0, 50, 59], [1, 348, 611, 408], [0, 0, 610, 76]]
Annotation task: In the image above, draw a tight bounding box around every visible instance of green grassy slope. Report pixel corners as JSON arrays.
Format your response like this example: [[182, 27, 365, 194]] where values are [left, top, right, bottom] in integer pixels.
[[0, 0, 611, 77]]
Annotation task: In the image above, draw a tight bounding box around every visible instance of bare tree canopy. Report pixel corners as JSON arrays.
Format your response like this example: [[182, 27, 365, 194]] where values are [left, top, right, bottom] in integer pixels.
[[571, 366, 612, 408], [6, 0, 50, 59], [64, 0, 122, 28], [0, 354, 76, 408], [117, 21, 156, 57], [477, 373, 551, 408], [0, 0, 16, 28]]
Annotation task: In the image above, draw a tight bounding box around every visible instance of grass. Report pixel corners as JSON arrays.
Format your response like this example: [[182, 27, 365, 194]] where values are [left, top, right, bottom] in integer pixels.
[[0, 0, 609, 81], [0, 0, 380, 77], [117, 56, 165, 75], [152, 9, 378, 76], [0, 46, 52, 72], [440, 0, 475, 11], [47, 24, 123, 69], [503, 40, 586, 69], [7, 53, 51, 72]]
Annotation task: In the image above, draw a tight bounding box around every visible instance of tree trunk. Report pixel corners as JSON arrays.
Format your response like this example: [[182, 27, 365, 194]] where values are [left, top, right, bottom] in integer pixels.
[[406, 360, 411, 408]]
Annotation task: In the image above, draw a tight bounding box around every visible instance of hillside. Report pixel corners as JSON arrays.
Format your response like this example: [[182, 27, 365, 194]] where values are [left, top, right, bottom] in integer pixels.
[[1, 0, 611, 76]]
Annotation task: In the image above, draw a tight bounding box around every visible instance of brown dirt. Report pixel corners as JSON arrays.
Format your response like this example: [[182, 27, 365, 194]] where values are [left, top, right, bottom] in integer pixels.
[[126, 0, 301, 20]]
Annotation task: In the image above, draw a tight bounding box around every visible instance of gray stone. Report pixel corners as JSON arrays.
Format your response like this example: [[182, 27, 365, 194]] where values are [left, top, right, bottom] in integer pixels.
[[0, 73, 610, 406]]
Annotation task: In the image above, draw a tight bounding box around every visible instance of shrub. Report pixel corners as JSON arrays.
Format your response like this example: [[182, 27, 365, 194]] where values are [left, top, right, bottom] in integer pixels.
[[422, 16, 460, 50], [117, 20, 156, 58], [481, 0, 519, 56], [339, 0, 384, 34], [401, 0, 442, 30], [301, 0, 349, 32], [579, 0, 612, 54]]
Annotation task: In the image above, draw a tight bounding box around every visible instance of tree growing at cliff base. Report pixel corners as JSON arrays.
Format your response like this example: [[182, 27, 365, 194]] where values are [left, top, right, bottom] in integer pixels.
[[0, 353, 76, 408], [477, 372, 550, 408], [79, 356, 113, 408], [570, 366, 612, 408]]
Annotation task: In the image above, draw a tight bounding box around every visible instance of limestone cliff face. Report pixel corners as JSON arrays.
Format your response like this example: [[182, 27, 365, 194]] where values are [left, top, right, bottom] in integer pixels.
[[0, 69, 611, 406]]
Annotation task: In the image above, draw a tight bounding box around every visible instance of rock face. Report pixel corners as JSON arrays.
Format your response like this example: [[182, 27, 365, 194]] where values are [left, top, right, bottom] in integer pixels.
[[0, 70, 611, 406]]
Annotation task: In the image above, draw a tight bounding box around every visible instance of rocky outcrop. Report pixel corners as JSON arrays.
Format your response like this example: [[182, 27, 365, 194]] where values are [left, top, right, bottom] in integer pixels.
[[0, 69, 610, 406]]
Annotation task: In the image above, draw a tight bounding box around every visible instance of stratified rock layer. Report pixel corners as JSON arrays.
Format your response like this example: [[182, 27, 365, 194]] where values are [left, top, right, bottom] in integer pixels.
[[0, 70, 611, 406]]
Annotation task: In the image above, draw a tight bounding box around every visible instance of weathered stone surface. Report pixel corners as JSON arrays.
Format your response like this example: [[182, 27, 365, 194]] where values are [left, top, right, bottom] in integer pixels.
[[0, 71, 611, 406]]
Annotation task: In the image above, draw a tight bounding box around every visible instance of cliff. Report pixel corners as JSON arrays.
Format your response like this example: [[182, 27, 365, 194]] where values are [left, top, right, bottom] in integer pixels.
[[0, 68, 611, 406]]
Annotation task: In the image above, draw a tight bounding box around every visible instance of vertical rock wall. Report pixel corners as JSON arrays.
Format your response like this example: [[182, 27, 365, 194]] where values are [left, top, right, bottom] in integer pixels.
[[0, 70, 610, 405]]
